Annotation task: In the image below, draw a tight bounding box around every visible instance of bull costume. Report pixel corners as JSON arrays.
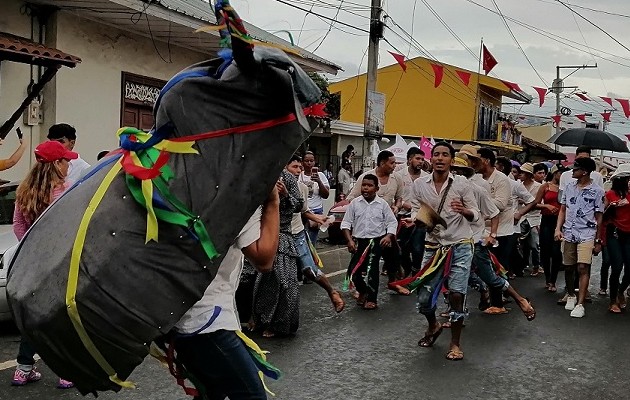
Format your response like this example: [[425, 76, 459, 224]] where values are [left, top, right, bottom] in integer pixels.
[[6, 1, 324, 397]]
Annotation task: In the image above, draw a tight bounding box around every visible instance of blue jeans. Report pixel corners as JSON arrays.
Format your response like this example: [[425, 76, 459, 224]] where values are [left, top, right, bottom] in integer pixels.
[[417, 242, 473, 315], [307, 207, 323, 244], [175, 330, 266, 400], [294, 231, 322, 278], [473, 244, 509, 291]]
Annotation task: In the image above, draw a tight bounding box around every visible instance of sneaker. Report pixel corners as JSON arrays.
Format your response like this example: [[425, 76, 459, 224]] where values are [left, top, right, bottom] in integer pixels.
[[565, 296, 577, 310], [11, 368, 41, 386], [570, 304, 585, 318], [557, 293, 569, 305], [57, 378, 74, 389]]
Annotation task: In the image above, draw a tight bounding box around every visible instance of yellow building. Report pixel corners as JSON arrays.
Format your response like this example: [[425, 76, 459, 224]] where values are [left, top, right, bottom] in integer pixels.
[[329, 55, 531, 148]]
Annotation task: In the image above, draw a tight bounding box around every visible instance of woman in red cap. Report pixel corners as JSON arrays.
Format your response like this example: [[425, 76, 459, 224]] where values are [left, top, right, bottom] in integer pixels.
[[11, 140, 77, 389]]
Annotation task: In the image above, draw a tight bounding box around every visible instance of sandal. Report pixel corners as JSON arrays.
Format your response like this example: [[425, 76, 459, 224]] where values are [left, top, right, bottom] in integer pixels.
[[351, 290, 360, 300], [483, 306, 508, 315], [330, 291, 345, 313], [520, 298, 536, 321], [363, 301, 378, 310], [609, 304, 622, 314], [390, 285, 411, 296], [441, 321, 466, 329], [418, 325, 443, 347], [618, 294, 627, 309], [262, 330, 275, 338], [478, 290, 491, 311], [439, 310, 451, 318], [356, 293, 367, 307], [445, 348, 464, 361], [548, 285, 557, 293]]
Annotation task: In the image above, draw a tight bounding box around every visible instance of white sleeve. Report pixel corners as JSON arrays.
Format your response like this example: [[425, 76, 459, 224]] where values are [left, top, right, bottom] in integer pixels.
[[318, 172, 330, 189], [340, 201, 355, 231], [559, 171, 569, 193], [235, 208, 262, 249], [517, 183, 535, 204]]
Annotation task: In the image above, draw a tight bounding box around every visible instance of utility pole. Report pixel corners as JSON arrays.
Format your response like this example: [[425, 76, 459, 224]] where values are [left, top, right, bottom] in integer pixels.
[[551, 64, 597, 150], [362, 0, 383, 169]]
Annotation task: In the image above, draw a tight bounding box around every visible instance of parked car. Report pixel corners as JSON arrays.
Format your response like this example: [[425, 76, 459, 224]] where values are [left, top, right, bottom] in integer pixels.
[[0, 181, 20, 321], [326, 200, 349, 245]]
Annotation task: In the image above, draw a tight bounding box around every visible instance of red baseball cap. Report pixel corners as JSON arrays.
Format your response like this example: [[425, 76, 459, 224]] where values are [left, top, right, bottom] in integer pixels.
[[34, 140, 79, 163]]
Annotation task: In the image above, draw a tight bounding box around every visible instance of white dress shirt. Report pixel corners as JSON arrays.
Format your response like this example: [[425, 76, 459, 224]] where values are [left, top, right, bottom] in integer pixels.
[[347, 169, 405, 207], [511, 180, 536, 234], [469, 179, 500, 243], [481, 170, 513, 237], [67, 156, 91, 184], [410, 174, 479, 246], [340, 195, 398, 239]]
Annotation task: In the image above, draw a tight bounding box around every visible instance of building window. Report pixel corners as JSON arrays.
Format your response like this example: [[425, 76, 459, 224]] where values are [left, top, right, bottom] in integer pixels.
[[120, 72, 166, 131], [477, 102, 499, 141]]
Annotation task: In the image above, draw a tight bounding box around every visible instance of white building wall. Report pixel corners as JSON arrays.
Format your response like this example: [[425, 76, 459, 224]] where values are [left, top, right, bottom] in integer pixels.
[[52, 11, 207, 164], [0, 0, 44, 181]]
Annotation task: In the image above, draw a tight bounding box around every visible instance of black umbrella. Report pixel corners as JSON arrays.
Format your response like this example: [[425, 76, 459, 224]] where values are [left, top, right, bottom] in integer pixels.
[[548, 128, 629, 152]]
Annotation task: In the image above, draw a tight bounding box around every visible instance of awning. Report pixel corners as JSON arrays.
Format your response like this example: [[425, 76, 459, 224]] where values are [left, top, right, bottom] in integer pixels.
[[0, 32, 81, 68]]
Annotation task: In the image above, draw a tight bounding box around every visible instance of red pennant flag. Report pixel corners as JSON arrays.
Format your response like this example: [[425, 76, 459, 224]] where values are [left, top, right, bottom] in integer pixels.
[[552, 115, 561, 125], [482, 44, 497, 75], [388, 51, 407, 72], [533, 87, 547, 107], [430, 63, 444, 88], [600, 96, 613, 106], [601, 112, 612, 122], [575, 114, 587, 122], [455, 70, 471, 86], [501, 80, 522, 92], [625, 134, 630, 142], [575, 93, 590, 101], [616, 98, 630, 118]]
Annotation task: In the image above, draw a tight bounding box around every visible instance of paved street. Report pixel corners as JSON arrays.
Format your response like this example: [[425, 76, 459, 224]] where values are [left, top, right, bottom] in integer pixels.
[[1, 243, 629, 400]]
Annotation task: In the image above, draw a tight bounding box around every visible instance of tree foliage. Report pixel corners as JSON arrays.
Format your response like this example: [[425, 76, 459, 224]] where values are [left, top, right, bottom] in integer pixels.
[[308, 72, 340, 120]]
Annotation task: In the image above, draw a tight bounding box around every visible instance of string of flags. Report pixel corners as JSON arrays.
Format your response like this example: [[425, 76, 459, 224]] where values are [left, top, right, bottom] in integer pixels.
[[386, 46, 630, 124]]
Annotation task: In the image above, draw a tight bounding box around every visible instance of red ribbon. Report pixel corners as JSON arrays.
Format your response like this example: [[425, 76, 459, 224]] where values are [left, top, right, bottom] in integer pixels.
[[121, 149, 170, 180]]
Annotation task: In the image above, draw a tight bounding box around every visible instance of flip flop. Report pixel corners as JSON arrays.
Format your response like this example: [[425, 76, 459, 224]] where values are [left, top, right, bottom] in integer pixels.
[[521, 298, 536, 321], [445, 348, 464, 361], [330, 291, 345, 313], [418, 325, 443, 347], [609, 304, 622, 314], [356, 293, 367, 306], [483, 306, 508, 315]]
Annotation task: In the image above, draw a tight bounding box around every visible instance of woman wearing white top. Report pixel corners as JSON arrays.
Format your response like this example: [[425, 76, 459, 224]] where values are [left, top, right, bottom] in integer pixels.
[[300, 151, 330, 243]]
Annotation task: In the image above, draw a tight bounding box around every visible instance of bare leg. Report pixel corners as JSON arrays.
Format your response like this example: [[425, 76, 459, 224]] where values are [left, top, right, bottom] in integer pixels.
[[303, 268, 345, 312], [447, 292, 465, 350], [565, 265, 576, 294]]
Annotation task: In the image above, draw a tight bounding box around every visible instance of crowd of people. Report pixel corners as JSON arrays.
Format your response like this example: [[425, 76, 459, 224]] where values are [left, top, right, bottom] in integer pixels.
[[9, 125, 628, 398]]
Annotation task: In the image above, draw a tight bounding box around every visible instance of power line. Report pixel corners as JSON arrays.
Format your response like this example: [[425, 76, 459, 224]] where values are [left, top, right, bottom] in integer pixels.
[[419, 0, 478, 61], [490, 0, 547, 86], [311, 0, 344, 52], [555, 0, 630, 54], [272, 0, 369, 33]]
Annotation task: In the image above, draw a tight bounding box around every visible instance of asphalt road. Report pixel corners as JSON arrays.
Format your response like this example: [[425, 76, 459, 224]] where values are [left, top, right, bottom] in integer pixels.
[[0, 244, 629, 400]]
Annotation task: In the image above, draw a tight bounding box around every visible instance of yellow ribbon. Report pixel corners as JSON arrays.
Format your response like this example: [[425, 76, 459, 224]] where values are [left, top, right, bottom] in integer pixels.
[[236, 330, 276, 397], [66, 161, 135, 389]]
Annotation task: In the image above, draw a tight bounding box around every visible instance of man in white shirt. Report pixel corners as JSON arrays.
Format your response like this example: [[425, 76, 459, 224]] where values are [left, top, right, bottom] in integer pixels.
[[337, 160, 354, 198], [399, 147, 429, 276], [516, 163, 545, 276], [173, 187, 280, 399], [341, 174, 398, 310], [406, 142, 478, 361], [47, 123, 91, 184]]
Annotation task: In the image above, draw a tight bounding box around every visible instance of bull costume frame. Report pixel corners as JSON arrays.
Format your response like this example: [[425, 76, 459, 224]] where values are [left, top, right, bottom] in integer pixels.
[[6, 1, 325, 396]]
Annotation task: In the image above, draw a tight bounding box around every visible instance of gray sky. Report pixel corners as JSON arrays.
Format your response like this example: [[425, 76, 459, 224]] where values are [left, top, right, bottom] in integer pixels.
[[235, 0, 630, 136]]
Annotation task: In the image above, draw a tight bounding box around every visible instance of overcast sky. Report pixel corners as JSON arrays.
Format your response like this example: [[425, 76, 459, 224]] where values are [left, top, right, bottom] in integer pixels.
[[234, 0, 630, 136]]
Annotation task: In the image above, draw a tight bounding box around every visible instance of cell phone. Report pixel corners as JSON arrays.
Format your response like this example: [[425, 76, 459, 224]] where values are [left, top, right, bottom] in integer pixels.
[[312, 167, 319, 174], [16, 128, 23, 140]]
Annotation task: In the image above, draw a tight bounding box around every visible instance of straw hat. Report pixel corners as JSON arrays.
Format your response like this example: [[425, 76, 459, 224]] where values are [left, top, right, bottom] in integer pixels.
[[611, 163, 630, 179], [550, 164, 568, 175], [414, 200, 447, 232], [520, 162, 535, 175], [459, 144, 480, 159], [453, 152, 474, 172]]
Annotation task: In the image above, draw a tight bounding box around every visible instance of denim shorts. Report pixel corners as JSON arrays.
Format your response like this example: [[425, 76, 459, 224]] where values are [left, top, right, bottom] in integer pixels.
[[294, 231, 322, 277], [423, 242, 473, 295]]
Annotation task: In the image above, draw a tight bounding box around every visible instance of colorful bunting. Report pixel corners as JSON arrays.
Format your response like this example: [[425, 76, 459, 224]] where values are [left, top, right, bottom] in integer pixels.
[[616, 98, 630, 118], [625, 134, 630, 142], [388, 51, 407, 72], [533, 87, 547, 107], [551, 115, 561, 125], [601, 112, 612, 122], [600, 96, 613, 106], [575, 114, 587, 122], [482, 45, 497, 75], [430, 63, 444, 88], [501, 80, 522, 92], [575, 93, 590, 101], [455, 70, 471, 86]]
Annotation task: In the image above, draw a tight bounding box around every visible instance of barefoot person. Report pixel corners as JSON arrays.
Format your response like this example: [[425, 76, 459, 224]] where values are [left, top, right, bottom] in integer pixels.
[[555, 157, 604, 318], [408, 142, 479, 361], [341, 174, 398, 310], [286, 155, 345, 313]]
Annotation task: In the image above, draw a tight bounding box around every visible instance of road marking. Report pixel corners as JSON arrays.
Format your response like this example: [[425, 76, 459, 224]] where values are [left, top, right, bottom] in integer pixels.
[[326, 269, 347, 277], [0, 355, 39, 371], [316, 247, 346, 255]]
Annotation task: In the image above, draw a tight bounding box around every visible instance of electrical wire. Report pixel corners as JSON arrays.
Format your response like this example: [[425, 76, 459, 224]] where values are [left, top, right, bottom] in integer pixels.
[[490, 0, 547, 86], [272, 0, 369, 33], [340, 46, 369, 117], [419, 0, 478, 61], [311, 0, 344, 52]]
